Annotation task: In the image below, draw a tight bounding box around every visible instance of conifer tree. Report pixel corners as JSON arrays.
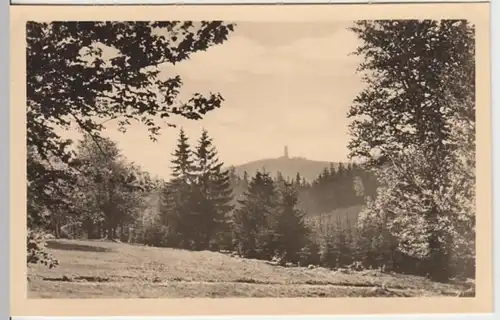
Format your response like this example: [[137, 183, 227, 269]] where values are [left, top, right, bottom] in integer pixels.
[[295, 173, 302, 188], [193, 129, 234, 250], [321, 167, 330, 182], [334, 216, 354, 267], [273, 182, 310, 264], [321, 234, 337, 268], [298, 238, 322, 266], [228, 166, 238, 184], [232, 171, 279, 259], [326, 166, 339, 210], [171, 128, 195, 182], [209, 168, 234, 249], [329, 163, 336, 176], [276, 171, 286, 190], [161, 128, 197, 249]]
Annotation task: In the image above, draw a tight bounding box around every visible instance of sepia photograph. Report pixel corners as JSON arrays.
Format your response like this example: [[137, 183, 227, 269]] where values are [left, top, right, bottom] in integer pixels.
[[10, 2, 492, 316]]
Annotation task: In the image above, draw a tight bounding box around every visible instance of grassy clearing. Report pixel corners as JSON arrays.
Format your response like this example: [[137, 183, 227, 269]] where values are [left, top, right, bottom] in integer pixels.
[[28, 239, 472, 298]]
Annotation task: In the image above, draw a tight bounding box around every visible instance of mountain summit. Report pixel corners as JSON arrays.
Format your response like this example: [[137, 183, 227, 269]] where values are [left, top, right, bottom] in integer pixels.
[[231, 146, 344, 182]]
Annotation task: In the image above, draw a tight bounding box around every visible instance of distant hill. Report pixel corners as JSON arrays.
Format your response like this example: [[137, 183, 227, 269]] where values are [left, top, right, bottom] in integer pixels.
[[231, 155, 346, 182]]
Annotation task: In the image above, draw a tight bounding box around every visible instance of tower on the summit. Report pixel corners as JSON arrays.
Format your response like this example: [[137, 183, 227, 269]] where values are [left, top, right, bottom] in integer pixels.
[[284, 145, 289, 159]]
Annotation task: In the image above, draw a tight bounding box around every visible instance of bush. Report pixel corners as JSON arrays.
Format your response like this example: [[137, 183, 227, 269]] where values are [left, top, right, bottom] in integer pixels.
[[130, 222, 170, 247], [298, 239, 321, 266], [210, 229, 234, 252], [27, 229, 58, 269]]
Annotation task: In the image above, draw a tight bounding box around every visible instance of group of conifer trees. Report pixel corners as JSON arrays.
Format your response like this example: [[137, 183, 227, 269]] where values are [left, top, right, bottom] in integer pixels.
[[143, 129, 318, 265], [232, 171, 311, 263], [153, 129, 234, 251], [148, 128, 385, 269]]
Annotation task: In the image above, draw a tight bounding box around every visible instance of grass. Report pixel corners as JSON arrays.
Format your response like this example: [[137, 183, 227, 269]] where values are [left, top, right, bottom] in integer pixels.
[[28, 239, 473, 298]]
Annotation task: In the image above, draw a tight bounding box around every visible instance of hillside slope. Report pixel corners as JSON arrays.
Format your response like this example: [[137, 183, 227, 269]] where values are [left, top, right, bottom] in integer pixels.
[[28, 239, 472, 298]]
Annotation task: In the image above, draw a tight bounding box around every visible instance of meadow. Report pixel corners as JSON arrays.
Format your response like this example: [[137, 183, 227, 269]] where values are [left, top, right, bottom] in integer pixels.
[[28, 239, 473, 298]]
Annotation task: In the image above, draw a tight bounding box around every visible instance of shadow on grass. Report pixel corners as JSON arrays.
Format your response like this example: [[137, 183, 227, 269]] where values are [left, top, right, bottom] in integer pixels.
[[234, 278, 274, 285], [43, 275, 111, 282], [46, 241, 112, 253]]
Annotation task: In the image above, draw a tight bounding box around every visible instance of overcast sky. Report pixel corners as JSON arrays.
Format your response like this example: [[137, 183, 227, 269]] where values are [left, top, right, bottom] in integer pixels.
[[59, 21, 365, 179]]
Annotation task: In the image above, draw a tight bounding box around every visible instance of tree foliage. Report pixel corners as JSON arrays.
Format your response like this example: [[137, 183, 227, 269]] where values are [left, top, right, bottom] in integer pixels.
[[71, 135, 151, 240], [232, 171, 279, 259], [348, 20, 475, 281], [232, 171, 311, 264], [27, 229, 58, 269], [273, 182, 310, 264], [160, 129, 197, 248], [27, 21, 235, 161], [26, 20, 236, 266], [193, 129, 234, 250], [159, 129, 234, 250]]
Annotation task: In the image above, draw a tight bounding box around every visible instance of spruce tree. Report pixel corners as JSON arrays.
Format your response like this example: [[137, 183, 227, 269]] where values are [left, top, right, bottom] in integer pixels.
[[161, 128, 196, 249], [321, 234, 338, 268], [274, 182, 310, 264], [329, 163, 336, 176], [334, 163, 346, 208], [334, 216, 353, 267], [295, 173, 302, 188], [193, 129, 234, 250], [326, 165, 339, 210], [276, 171, 286, 190], [301, 177, 307, 187], [232, 171, 279, 259], [298, 238, 322, 266], [171, 128, 195, 182], [210, 168, 234, 250]]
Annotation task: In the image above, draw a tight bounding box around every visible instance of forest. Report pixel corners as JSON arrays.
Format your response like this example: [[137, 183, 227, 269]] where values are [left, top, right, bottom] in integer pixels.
[[27, 20, 476, 285]]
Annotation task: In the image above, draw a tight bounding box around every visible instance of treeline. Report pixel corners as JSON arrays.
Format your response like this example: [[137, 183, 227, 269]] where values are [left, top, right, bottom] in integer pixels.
[[27, 133, 160, 268], [229, 169, 376, 269], [124, 128, 454, 277], [28, 122, 475, 281], [28, 134, 161, 243], [27, 126, 389, 273], [228, 162, 378, 216]]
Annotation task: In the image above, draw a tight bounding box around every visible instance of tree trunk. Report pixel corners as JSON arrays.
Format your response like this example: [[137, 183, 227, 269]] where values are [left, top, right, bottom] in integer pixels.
[[427, 231, 450, 282], [119, 221, 125, 241], [105, 206, 115, 240], [85, 219, 94, 239], [106, 219, 113, 240], [54, 219, 61, 239]]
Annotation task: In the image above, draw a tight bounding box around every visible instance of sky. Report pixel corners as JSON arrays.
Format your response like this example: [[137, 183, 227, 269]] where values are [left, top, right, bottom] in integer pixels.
[[60, 21, 365, 179]]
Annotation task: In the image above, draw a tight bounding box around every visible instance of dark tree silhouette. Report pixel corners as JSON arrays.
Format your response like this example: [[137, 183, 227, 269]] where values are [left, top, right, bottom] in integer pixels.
[[193, 129, 234, 250]]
